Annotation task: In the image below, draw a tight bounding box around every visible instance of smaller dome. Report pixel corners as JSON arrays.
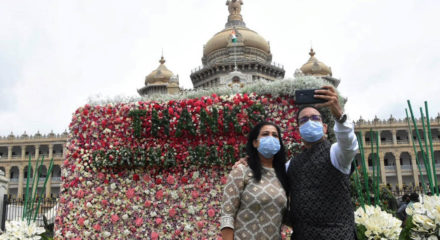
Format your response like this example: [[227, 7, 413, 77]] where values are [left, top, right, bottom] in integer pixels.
[[145, 56, 174, 85], [300, 49, 332, 77]]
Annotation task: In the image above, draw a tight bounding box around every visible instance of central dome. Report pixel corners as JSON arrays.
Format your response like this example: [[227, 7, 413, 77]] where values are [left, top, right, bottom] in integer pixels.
[[203, 27, 270, 57]]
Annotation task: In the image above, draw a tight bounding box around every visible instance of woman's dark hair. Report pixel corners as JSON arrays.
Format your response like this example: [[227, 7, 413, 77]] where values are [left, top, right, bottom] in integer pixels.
[[246, 122, 289, 194]]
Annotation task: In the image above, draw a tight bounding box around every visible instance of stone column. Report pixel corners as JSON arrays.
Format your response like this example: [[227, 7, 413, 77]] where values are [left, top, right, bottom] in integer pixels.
[[35, 144, 40, 160], [8, 146, 12, 160], [49, 144, 53, 159], [392, 129, 397, 145], [395, 150, 403, 190], [410, 152, 420, 187], [0, 170, 9, 226], [360, 131, 369, 168], [5, 166, 10, 195], [21, 145, 26, 161], [379, 152, 386, 184], [377, 131, 382, 145], [45, 165, 52, 198], [17, 165, 24, 198]]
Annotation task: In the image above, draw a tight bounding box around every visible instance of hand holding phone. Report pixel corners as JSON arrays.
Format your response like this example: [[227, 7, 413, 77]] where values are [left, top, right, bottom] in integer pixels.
[[295, 89, 327, 104]]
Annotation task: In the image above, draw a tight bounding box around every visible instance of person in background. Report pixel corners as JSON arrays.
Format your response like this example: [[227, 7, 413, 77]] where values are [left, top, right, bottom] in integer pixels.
[[396, 194, 410, 221], [220, 122, 289, 240]]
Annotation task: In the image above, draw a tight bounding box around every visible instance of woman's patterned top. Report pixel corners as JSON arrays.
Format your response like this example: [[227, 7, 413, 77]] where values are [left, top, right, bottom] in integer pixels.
[[220, 164, 287, 240]]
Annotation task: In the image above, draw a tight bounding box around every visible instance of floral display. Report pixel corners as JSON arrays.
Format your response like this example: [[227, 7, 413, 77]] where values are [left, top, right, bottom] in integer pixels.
[[0, 220, 46, 240], [404, 195, 440, 240], [354, 205, 402, 240], [55, 90, 304, 239]]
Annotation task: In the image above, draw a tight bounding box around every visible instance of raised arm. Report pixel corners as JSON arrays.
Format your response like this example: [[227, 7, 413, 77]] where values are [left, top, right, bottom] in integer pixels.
[[220, 164, 246, 240], [330, 120, 359, 174]]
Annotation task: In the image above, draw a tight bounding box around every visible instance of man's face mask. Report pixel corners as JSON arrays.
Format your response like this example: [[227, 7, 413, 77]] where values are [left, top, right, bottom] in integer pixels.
[[257, 136, 281, 158], [299, 120, 324, 142]]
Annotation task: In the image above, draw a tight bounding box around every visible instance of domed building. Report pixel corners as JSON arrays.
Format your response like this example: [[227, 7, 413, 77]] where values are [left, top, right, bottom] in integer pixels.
[[295, 48, 341, 87], [190, 0, 285, 89], [138, 56, 180, 96]]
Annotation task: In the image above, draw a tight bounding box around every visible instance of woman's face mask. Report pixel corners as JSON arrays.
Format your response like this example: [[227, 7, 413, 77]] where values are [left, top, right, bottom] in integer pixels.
[[299, 120, 324, 142], [257, 136, 281, 158]]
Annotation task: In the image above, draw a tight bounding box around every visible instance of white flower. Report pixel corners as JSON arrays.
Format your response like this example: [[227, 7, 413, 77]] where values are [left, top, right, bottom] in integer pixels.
[[355, 205, 401, 240], [192, 171, 199, 180], [0, 220, 46, 240], [96, 210, 103, 218], [122, 214, 129, 220], [406, 195, 440, 239]]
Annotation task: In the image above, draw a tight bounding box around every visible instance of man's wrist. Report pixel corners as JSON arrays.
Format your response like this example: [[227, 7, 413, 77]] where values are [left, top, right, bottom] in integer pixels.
[[336, 112, 347, 124]]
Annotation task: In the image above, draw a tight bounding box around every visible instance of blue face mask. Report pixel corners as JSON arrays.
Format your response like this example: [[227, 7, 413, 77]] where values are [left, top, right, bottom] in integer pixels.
[[257, 136, 281, 158], [299, 120, 324, 142]]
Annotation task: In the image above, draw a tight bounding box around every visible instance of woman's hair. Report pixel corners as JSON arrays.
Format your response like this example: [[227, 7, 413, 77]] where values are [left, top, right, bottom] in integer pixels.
[[246, 122, 289, 194]]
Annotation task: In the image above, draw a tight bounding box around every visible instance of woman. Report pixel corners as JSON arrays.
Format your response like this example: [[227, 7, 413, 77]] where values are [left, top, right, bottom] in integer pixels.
[[220, 122, 289, 240]]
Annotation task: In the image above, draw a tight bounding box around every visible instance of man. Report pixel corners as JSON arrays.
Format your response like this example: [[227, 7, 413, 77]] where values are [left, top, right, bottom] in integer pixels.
[[286, 86, 358, 239], [396, 194, 410, 221], [234, 86, 359, 239]]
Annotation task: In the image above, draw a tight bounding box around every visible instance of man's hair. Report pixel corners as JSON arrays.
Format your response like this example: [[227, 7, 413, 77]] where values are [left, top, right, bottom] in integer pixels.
[[402, 194, 410, 203], [296, 105, 323, 124], [409, 192, 419, 202]]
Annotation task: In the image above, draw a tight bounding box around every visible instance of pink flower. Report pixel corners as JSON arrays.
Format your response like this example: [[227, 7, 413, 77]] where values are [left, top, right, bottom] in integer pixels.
[[151, 232, 159, 240], [144, 200, 152, 207], [101, 199, 108, 206], [166, 175, 175, 185], [191, 190, 199, 199], [93, 223, 101, 232], [111, 214, 119, 223], [197, 220, 204, 229], [169, 208, 177, 217], [78, 217, 85, 226], [135, 217, 143, 226], [96, 187, 103, 194], [155, 217, 162, 225], [98, 172, 105, 180], [126, 188, 135, 199], [76, 189, 84, 198], [208, 208, 215, 218], [156, 190, 164, 200]]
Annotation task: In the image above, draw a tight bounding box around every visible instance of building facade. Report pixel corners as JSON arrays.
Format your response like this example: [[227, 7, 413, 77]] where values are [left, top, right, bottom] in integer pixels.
[[354, 115, 440, 191], [0, 132, 67, 198]]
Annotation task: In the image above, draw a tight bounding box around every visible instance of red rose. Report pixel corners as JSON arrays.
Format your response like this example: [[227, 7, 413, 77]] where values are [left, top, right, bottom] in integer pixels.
[[221, 176, 227, 185], [156, 189, 164, 200], [181, 176, 188, 184], [155, 177, 162, 184], [133, 174, 140, 181]]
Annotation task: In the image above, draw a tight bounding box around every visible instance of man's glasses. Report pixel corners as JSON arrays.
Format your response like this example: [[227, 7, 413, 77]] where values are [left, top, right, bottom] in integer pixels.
[[298, 115, 322, 125]]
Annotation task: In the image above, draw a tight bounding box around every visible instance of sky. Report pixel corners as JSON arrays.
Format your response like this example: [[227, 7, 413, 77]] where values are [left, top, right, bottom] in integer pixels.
[[0, 0, 439, 136]]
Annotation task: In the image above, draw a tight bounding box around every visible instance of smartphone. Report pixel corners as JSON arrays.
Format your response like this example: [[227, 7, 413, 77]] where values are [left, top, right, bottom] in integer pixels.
[[295, 89, 327, 104]]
